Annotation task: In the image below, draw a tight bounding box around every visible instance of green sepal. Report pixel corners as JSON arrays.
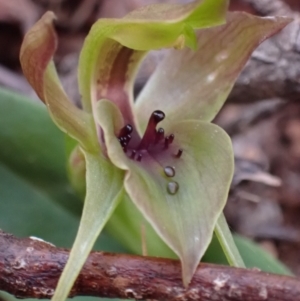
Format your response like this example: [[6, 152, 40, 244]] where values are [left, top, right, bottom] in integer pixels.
[[51, 151, 124, 301]]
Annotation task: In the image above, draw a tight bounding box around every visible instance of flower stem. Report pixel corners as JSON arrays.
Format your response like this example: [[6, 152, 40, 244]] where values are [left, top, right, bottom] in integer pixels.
[[215, 213, 245, 268]]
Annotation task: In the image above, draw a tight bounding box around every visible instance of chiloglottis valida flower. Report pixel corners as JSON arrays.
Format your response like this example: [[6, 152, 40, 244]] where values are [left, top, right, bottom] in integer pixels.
[[19, 0, 290, 300]]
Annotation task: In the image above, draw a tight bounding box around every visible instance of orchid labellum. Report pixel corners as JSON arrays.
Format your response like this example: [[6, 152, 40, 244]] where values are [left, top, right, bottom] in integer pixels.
[[20, 0, 290, 300]]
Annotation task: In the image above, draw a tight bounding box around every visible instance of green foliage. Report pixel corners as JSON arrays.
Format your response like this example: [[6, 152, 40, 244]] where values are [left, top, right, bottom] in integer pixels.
[[0, 88, 82, 216], [204, 234, 292, 276]]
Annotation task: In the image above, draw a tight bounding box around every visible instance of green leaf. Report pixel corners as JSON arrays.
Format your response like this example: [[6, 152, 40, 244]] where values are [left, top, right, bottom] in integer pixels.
[[96, 99, 234, 286], [78, 0, 228, 120], [135, 12, 292, 132], [215, 213, 245, 267], [0, 163, 79, 247], [234, 235, 292, 275], [0, 87, 82, 216], [51, 151, 124, 301], [203, 234, 292, 276]]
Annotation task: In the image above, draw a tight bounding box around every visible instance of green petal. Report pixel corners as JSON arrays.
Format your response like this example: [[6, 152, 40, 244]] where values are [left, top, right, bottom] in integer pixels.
[[78, 0, 228, 121], [20, 12, 96, 150], [95, 100, 234, 285], [135, 12, 292, 131], [51, 151, 124, 301]]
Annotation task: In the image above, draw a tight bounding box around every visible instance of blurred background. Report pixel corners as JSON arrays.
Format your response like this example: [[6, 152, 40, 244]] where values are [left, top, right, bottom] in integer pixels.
[[1, 1, 300, 300]]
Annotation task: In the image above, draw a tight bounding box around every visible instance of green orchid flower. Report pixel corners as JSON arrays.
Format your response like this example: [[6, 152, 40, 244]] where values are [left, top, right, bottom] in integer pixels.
[[19, 0, 290, 300]]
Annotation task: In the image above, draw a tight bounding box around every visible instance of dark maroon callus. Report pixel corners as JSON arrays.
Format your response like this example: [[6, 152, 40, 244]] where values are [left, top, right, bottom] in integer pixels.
[[164, 134, 175, 149], [118, 124, 133, 149], [155, 128, 164, 144], [152, 110, 165, 123], [119, 124, 133, 137], [116, 110, 183, 163], [175, 149, 183, 158], [131, 150, 136, 159], [138, 110, 165, 150], [164, 136, 170, 149]]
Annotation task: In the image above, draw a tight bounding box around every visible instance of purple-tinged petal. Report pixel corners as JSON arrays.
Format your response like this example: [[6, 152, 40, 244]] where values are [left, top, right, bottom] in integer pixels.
[[135, 12, 292, 131], [95, 99, 233, 286], [20, 12, 96, 150]]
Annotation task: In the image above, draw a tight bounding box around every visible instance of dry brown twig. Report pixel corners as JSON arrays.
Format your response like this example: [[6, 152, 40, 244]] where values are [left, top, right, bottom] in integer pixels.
[[0, 230, 299, 301]]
